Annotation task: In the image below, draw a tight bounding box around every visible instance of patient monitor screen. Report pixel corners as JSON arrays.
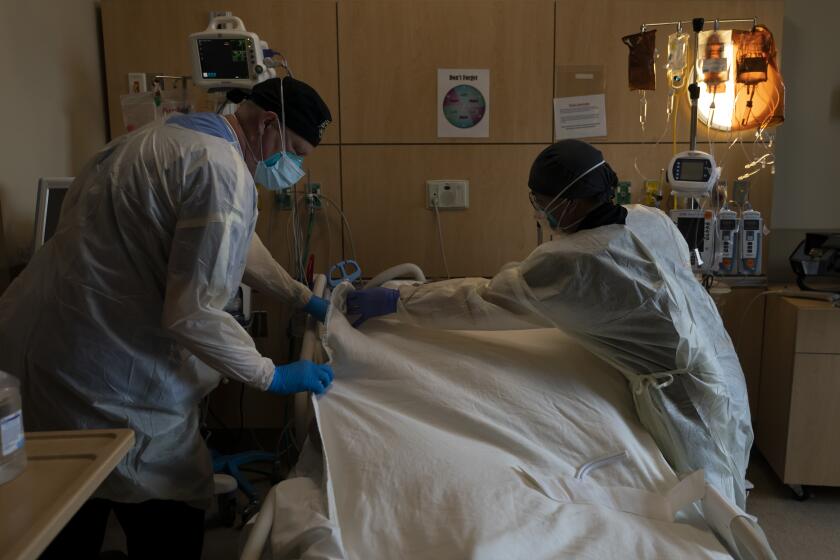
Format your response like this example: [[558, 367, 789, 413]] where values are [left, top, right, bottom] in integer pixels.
[[677, 217, 705, 252], [197, 38, 251, 79]]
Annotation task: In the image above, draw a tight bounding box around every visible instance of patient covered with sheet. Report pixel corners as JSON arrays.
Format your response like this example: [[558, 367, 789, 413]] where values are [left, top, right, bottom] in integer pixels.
[[279, 284, 736, 559]]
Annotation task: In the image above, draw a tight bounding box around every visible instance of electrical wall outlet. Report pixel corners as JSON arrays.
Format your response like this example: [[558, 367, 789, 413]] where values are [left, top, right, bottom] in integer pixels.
[[426, 180, 469, 210]]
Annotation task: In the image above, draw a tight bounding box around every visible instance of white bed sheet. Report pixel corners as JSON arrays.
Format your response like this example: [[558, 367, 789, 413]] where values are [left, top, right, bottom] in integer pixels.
[[272, 285, 732, 559]]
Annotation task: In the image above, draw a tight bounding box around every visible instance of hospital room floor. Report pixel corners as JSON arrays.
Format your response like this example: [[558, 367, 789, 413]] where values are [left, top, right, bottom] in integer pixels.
[[745, 453, 840, 559], [97, 453, 840, 559]]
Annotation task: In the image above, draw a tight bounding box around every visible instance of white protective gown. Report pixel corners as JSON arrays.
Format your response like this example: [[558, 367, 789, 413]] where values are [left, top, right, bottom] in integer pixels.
[[394, 205, 753, 508], [0, 117, 307, 506]]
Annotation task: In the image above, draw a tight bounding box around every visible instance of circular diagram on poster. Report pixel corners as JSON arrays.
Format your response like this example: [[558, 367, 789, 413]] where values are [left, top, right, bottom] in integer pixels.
[[442, 85, 486, 129]]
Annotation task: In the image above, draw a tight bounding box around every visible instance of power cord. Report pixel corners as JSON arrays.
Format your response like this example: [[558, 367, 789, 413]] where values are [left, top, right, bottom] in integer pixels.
[[432, 194, 451, 279], [319, 194, 357, 263]]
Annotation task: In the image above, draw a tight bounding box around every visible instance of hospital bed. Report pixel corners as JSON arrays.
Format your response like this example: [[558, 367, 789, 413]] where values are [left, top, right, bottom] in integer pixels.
[[241, 269, 777, 560]]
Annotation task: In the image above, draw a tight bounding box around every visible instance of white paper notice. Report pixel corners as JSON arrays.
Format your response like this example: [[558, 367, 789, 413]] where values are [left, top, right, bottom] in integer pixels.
[[554, 94, 607, 140], [437, 69, 490, 138]]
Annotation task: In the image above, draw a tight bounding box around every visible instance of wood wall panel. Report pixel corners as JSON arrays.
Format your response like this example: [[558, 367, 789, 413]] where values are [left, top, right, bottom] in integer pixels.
[[341, 141, 778, 281], [257, 146, 344, 277], [101, 0, 340, 142], [338, 0, 556, 143], [556, 0, 784, 143], [341, 145, 544, 278]]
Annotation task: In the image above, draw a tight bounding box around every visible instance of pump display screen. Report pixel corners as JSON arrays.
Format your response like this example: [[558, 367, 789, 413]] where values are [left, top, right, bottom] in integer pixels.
[[197, 38, 251, 79], [720, 219, 737, 231], [744, 219, 760, 230], [678, 159, 706, 181], [677, 217, 705, 251]]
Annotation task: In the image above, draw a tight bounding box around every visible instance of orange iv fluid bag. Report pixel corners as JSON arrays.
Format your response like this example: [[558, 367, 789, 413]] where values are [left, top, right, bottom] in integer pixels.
[[695, 26, 784, 132]]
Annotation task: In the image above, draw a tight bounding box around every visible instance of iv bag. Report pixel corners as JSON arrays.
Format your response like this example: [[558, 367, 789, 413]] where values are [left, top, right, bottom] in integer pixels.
[[622, 30, 657, 91], [736, 27, 771, 85], [701, 31, 730, 93], [666, 32, 690, 89], [732, 25, 784, 130]]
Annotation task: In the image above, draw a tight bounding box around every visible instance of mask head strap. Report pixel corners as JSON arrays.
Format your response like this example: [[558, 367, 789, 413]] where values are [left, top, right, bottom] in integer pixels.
[[543, 159, 606, 214]]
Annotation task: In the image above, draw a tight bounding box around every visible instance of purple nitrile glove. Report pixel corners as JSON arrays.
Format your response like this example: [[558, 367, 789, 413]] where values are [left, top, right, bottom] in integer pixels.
[[345, 287, 400, 327]]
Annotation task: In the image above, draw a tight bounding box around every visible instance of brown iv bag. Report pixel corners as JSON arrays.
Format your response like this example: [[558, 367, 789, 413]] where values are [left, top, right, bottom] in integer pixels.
[[622, 30, 657, 91], [732, 25, 784, 131]]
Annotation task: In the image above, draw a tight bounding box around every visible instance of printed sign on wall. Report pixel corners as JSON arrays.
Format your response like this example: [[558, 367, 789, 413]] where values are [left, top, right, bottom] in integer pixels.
[[437, 69, 490, 138]]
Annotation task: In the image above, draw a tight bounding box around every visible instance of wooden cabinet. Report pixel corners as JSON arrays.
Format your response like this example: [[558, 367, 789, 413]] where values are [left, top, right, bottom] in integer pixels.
[[716, 286, 768, 419], [757, 295, 840, 487]]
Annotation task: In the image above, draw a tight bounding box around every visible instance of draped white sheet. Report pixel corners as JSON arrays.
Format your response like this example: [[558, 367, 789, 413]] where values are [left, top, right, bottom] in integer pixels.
[[268, 284, 732, 559]]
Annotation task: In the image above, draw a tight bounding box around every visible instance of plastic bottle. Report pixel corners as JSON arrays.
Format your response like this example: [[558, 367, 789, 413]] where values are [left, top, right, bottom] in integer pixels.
[[0, 371, 26, 485]]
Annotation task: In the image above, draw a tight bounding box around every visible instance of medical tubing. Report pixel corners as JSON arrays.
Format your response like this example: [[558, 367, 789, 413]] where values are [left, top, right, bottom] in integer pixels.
[[319, 194, 357, 262], [364, 263, 427, 288], [302, 207, 316, 279], [432, 195, 451, 279], [575, 450, 630, 480]]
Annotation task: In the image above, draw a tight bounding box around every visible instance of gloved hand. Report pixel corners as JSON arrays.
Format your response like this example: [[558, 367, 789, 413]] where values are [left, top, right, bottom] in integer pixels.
[[303, 295, 329, 323], [345, 287, 400, 327], [267, 361, 333, 395]]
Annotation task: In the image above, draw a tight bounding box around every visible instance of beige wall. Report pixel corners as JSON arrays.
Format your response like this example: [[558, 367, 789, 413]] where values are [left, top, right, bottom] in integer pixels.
[[767, 0, 840, 280], [0, 0, 108, 266], [773, 0, 840, 230]]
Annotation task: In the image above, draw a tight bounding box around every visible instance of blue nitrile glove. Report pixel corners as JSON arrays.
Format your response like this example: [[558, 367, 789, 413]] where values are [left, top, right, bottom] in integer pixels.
[[303, 295, 329, 323], [345, 287, 400, 327], [267, 361, 334, 395]]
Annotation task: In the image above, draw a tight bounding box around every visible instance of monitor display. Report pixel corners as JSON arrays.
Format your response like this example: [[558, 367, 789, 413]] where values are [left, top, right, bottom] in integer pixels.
[[719, 219, 737, 231], [197, 38, 251, 79], [34, 178, 73, 251], [743, 219, 760, 231], [677, 216, 705, 252], [43, 188, 68, 244], [679, 159, 706, 182]]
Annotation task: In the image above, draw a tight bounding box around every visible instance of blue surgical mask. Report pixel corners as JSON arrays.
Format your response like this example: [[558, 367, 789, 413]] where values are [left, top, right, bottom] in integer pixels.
[[254, 151, 305, 191]]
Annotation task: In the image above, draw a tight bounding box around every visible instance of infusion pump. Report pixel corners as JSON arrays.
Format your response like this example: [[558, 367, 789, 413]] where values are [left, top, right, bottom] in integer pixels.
[[717, 209, 739, 275], [190, 16, 275, 89], [671, 208, 716, 271], [739, 210, 763, 275]]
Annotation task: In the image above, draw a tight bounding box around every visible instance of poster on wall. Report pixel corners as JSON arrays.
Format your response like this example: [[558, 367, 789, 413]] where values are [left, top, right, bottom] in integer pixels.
[[437, 69, 490, 138], [553, 94, 608, 140]]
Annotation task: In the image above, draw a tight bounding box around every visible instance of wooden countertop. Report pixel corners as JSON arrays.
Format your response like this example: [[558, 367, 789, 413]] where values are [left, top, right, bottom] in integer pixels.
[[0, 429, 134, 560]]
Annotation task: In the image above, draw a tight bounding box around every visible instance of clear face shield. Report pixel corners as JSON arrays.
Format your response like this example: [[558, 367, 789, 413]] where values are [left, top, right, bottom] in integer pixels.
[[530, 160, 606, 243]]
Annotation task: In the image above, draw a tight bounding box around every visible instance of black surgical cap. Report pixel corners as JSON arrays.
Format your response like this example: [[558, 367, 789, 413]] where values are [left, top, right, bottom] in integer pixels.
[[528, 140, 618, 201], [248, 77, 332, 147]]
